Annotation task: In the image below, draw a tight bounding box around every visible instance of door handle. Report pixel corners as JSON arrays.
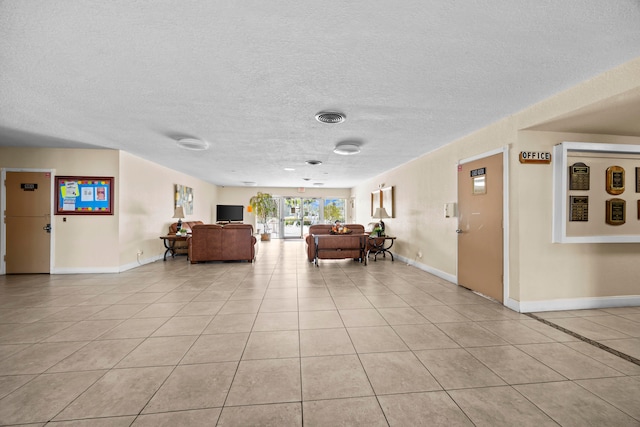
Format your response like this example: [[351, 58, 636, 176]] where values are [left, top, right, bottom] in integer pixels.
[[456, 229, 463, 234], [43, 224, 52, 233]]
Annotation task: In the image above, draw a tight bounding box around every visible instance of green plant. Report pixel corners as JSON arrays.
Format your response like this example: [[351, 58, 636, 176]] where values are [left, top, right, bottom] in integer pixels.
[[249, 192, 278, 234]]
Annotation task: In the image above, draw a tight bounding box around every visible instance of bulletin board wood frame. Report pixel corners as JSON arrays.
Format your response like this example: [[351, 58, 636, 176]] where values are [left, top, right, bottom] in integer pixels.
[[55, 176, 114, 215]]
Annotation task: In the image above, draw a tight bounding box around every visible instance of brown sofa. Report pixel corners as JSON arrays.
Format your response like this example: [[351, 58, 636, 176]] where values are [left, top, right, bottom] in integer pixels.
[[305, 224, 367, 264], [168, 221, 203, 255], [188, 223, 257, 263]]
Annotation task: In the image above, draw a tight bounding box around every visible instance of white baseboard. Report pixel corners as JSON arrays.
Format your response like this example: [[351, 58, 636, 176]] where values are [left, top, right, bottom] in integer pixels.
[[394, 256, 640, 313], [52, 266, 121, 274], [396, 255, 457, 284], [505, 298, 521, 312], [51, 254, 163, 274], [517, 295, 640, 313], [119, 254, 163, 272]]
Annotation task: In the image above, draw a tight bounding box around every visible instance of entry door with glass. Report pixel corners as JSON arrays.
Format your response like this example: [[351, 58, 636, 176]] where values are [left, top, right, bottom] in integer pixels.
[[281, 197, 321, 238], [283, 197, 302, 238]]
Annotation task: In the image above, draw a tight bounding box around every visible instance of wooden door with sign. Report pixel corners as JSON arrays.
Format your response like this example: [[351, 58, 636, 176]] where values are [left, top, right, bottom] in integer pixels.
[[5, 172, 51, 273], [457, 153, 503, 302]]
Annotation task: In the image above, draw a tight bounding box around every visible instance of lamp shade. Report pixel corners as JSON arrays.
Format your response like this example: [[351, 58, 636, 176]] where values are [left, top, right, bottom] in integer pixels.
[[172, 206, 185, 219], [372, 207, 390, 219]]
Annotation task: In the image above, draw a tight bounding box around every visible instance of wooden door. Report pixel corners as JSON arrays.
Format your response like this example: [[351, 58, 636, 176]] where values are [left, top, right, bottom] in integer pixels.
[[457, 153, 503, 302], [5, 172, 51, 273]]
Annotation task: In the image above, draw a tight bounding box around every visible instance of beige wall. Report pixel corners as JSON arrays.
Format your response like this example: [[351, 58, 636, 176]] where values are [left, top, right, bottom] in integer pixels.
[[1, 147, 219, 272], [515, 131, 640, 302], [352, 57, 640, 310], [1, 147, 121, 271], [118, 152, 219, 268]]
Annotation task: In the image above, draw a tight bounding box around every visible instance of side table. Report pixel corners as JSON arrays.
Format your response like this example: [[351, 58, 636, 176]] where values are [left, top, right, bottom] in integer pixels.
[[159, 235, 188, 261], [367, 236, 396, 262]]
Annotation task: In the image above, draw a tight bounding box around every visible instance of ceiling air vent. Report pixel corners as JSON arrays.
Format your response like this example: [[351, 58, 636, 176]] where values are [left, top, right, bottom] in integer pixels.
[[176, 138, 209, 151], [315, 111, 345, 124]]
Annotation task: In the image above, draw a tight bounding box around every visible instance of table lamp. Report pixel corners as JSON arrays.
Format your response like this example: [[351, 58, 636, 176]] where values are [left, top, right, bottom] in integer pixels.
[[173, 206, 185, 230], [372, 207, 390, 235]]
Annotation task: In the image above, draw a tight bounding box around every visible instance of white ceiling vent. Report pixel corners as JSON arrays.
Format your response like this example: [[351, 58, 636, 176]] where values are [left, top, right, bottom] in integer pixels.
[[315, 111, 345, 124], [177, 138, 209, 151], [333, 142, 361, 155]]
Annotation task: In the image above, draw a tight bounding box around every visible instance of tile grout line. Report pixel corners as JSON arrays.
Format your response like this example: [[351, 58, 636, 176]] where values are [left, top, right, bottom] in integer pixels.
[[525, 313, 640, 366]]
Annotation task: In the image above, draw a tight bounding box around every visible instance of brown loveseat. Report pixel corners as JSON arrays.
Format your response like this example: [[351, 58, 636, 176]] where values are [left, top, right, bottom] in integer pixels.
[[305, 224, 366, 264], [188, 224, 257, 263], [168, 221, 204, 255]]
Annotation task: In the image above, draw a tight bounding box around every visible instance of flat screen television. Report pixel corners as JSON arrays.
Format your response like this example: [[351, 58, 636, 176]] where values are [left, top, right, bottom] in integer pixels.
[[216, 204, 244, 222]]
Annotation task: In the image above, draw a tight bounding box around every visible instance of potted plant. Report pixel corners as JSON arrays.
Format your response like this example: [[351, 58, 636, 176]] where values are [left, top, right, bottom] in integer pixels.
[[249, 192, 278, 241]]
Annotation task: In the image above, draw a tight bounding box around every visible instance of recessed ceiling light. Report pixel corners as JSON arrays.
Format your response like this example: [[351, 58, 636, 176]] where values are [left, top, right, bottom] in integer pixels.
[[242, 181, 257, 186], [176, 137, 209, 151], [305, 160, 322, 166], [333, 142, 361, 155], [315, 111, 345, 124], [303, 178, 311, 181], [284, 167, 295, 171], [313, 182, 324, 186]]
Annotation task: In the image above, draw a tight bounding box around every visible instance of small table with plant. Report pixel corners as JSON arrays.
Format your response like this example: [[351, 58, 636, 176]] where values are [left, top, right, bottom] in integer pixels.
[[367, 234, 396, 262], [159, 234, 189, 261]]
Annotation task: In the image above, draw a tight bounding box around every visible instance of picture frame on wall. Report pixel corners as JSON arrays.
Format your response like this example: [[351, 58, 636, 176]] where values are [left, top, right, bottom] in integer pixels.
[[381, 186, 395, 218], [371, 190, 381, 216], [175, 184, 193, 214], [55, 176, 114, 215]]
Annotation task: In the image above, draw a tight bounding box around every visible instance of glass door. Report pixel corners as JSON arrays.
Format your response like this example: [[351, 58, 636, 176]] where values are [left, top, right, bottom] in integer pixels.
[[280, 197, 322, 238], [302, 198, 321, 236], [282, 197, 302, 238]]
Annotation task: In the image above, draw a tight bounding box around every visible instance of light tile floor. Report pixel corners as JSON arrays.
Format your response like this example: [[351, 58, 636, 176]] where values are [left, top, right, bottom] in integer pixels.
[[1, 240, 639, 426]]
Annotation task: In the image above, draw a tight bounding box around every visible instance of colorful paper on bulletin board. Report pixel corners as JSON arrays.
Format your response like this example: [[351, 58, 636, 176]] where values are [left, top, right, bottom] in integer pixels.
[[55, 176, 114, 215]]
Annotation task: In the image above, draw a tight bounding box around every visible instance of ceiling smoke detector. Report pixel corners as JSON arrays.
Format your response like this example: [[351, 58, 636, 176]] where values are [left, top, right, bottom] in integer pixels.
[[315, 111, 345, 124], [176, 137, 209, 151], [333, 142, 361, 155]]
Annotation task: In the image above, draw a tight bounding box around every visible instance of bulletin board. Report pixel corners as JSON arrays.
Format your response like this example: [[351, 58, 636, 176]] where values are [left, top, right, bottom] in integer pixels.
[[55, 176, 114, 215]]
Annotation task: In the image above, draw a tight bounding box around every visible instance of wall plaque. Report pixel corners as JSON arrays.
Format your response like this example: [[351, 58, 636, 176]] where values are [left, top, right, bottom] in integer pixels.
[[606, 165, 625, 195], [569, 196, 589, 221], [20, 183, 38, 191], [605, 198, 625, 225], [569, 162, 590, 190], [519, 151, 551, 164], [636, 167, 640, 193]]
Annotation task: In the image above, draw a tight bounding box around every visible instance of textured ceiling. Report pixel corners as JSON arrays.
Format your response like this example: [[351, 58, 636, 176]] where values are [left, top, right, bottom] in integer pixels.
[[1, 1, 640, 188]]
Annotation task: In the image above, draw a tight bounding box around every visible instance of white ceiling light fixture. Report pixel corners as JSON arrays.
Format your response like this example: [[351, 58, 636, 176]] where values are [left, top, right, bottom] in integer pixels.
[[176, 137, 209, 151], [315, 111, 345, 124], [333, 142, 361, 155]]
